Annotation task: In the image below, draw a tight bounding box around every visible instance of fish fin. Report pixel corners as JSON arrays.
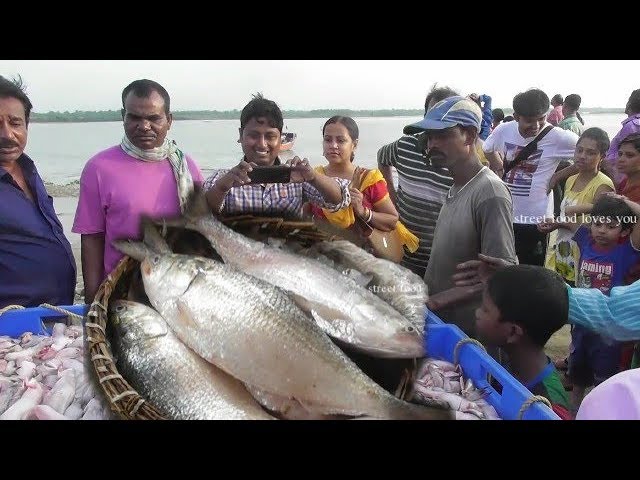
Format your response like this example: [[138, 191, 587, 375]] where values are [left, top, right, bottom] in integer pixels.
[[112, 240, 151, 262], [286, 294, 352, 341], [309, 311, 337, 337], [141, 217, 172, 254], [175, 300, 199, 330], [287, 293, 342, 323], [184, 184, 211, 219], [287, 292, 312, 313]]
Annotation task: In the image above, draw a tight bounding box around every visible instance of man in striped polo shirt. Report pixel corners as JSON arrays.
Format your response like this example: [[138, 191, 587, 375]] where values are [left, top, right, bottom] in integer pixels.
[[377, 85, 458, 278]]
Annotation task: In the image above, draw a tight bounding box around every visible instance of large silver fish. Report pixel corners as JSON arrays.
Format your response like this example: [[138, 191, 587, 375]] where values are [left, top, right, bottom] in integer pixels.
[[305, 240, 428, 332], [165, 211, 424, 359], [125, 249, 451, 420], [109, 300, 273, 420]]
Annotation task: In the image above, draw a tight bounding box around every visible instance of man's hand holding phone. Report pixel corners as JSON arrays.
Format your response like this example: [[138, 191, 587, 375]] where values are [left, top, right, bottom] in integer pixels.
[[216, 159, 255, 191], [287, 156, 315, 183]]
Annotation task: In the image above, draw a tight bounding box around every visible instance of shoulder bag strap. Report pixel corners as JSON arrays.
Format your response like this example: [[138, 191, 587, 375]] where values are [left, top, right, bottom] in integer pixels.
[[503, 125, 554, 179]]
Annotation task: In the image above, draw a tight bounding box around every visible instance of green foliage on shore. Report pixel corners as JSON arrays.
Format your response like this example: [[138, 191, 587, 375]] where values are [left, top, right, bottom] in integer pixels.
[[30, 107, 625, 123]]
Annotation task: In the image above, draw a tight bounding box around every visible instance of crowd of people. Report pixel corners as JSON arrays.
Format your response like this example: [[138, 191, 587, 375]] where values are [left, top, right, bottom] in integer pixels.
[[2, 72, 640, 420]]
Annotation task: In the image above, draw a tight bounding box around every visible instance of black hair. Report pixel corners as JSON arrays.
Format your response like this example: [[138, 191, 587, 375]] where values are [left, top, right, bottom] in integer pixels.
[[240, 92, 284, 133], [492, 108, 505, 122], [487, 265, 568, 348], [578, 128, 610, 179], [424, 83, 459, 114], [619, 133, 640, 154], [503, 115, 514, 123], [121, 79, 171, 116], [0, 75, 33, 125], [512, 89, 550, 117], [576, 112, 585, 125], [578, 127, 610, 156], [322, 116, 359, 162], [550, 94, 564, 106], [590, 195, 636, 232], [627, 89, 640, 115], [564, 94, 581, 112]]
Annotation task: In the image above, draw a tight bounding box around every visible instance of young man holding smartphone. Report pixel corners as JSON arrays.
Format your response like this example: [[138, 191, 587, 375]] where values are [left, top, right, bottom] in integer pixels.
[[204, 93, 350, 218]]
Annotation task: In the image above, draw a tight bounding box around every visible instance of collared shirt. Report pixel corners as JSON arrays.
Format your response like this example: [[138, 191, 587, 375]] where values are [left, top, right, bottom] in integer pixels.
[[605, 113, 640, 185], [0, 154, 76, 308], [558, 114, 585, 136], [568, 280, 640, 341], [203, 158, 350, 218]]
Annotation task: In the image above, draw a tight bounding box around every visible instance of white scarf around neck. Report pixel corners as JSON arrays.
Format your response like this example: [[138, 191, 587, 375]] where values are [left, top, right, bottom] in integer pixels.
[[120, 136, 194, 213]]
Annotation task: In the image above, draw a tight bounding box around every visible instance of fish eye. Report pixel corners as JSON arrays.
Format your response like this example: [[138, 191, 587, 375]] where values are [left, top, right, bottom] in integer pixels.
[[405, 326, 415, 333], [115, 305, 125, 313], [152, 256, 160, 265]]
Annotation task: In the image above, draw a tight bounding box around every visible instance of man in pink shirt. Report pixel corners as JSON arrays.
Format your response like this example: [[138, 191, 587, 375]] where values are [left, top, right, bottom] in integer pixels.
[[73, 79, 203, 303], [546, 94, 564, 126]]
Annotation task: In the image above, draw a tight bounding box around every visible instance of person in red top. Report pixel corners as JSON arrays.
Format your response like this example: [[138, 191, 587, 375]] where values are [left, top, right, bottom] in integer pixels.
[[616, 133, 640, 367], [547, 94, 564, 126], [617, 134, 640, 201], [616, 133, 640, 285]]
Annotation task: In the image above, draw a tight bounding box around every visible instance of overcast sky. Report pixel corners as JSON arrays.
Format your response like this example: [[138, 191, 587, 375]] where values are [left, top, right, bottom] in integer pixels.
[[1, 60, 637, 112]]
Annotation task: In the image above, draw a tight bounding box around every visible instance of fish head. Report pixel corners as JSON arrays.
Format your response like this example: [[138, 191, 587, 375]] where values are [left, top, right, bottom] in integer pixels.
[[109, 300, 168, 347], [140, 253, 203, 302], [349, 303, 425, 359]]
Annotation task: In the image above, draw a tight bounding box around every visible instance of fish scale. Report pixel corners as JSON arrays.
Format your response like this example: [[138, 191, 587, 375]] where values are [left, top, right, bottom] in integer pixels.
[[140, 252, 452, 420], [110, 300, 273, 420], [175, 211, 425, 359]]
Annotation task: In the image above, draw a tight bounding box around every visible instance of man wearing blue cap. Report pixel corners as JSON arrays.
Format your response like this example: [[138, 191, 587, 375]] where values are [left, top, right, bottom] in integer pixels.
[[406, 96, 517, 336]]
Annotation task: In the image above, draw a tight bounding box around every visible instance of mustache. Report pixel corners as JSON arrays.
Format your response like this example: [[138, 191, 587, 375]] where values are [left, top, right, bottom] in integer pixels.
[[425, 149, 446, 161], [0, 141, 19, 149]]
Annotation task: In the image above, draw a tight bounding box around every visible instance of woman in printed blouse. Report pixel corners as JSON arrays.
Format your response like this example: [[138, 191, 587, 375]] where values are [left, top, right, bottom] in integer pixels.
[[310, 116, 418, 254]]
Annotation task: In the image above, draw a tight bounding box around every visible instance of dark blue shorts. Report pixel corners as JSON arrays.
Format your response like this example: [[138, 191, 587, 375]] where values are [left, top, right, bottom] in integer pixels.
[[568, 325, 622, 387]]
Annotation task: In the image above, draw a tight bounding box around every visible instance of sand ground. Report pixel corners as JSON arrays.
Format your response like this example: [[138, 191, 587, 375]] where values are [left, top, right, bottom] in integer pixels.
[[53, 196, 83, 301]]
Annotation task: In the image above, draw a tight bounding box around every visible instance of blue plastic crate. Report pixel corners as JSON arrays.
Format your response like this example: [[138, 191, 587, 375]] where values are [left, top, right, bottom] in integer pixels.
[[0, 304, 88, 338], [425, 311, 560, 420]]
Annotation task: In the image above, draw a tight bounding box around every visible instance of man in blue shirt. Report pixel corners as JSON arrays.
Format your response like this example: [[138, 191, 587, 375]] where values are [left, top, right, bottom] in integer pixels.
[[0, 75, 76, 309]]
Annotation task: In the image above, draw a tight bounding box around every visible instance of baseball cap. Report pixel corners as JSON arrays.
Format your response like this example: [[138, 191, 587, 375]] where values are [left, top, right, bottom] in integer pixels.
[[404, 96, 482, 135]]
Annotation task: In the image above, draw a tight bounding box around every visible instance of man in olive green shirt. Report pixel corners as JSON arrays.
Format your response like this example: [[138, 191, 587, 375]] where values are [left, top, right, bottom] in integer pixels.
[[404, 96, 517, 336], [558, 94, 585, 136]]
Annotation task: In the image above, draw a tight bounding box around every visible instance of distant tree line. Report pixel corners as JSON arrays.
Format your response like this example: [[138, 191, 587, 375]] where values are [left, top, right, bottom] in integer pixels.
[[30, 107, 625, 123]]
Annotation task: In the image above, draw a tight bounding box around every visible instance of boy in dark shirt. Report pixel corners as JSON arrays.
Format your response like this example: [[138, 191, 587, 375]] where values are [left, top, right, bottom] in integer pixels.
[[475, 265, 573, 419]]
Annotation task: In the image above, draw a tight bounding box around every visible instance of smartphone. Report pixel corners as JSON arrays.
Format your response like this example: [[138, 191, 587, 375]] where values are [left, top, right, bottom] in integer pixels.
[[247, 165, 292, 184]]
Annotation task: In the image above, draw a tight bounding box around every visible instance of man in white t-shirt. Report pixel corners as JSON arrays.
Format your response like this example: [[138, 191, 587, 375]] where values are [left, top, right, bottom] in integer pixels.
[[484, 89, 579, 266]]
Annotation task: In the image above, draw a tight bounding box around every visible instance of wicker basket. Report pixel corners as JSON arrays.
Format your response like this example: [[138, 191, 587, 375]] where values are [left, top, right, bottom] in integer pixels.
[[219, 215, 348, 246], [85, 255, 166, 419], [85, 216, 347, 420]]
